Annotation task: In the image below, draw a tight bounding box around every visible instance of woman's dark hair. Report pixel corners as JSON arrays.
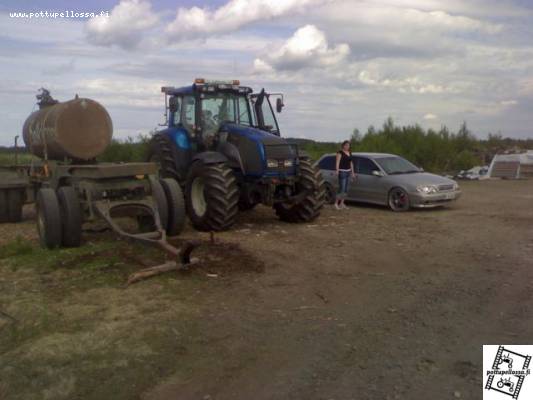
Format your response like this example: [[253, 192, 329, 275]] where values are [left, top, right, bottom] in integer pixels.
[[341, 140, 350, 149]]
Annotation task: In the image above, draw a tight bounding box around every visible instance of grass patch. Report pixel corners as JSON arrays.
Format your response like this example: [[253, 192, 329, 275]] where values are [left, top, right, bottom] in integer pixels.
[[0, 236, 34, 259]]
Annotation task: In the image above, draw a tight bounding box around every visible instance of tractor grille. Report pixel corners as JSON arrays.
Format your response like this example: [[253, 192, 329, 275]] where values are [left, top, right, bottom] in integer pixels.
[[438, 184, 454, 192], [264, 144, 298, 160]]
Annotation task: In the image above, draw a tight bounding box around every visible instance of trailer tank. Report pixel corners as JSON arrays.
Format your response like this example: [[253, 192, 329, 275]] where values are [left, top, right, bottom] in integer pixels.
[[22, 90, 112, 161]]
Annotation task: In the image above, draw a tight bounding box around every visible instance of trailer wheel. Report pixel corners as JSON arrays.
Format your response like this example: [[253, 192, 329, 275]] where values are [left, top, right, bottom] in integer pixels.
[[185, 162, 239, 231], [139, 179, 169, 233], [7, 189, 24, 222], [36, 188, 62, 249], [0, 190, 10, 222], [57, 186, 82, 247], [160, 178, 186, 236], [274, 159, 325, 223]]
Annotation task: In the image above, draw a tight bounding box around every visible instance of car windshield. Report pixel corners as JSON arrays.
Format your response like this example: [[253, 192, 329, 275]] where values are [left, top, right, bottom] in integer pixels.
[[375, 156, 420, 175]]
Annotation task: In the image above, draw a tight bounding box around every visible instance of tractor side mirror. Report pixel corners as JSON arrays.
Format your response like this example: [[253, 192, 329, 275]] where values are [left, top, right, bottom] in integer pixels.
[[169, 97, 178, 112], [276, 98, 284, 113]]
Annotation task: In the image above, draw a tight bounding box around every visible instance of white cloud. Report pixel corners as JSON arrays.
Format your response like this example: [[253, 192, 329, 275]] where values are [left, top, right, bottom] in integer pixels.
[[500, 100, 518, 106], [357, 69, 456, 94], [86, 0, 159, 49], [166, 0, 327, 39], [254, 25, 349, 71], [423, 113, 438, 120]]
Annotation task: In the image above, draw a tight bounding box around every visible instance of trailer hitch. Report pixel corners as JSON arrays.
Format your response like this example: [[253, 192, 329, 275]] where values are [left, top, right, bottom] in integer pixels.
[[93, 200, 201, 285]]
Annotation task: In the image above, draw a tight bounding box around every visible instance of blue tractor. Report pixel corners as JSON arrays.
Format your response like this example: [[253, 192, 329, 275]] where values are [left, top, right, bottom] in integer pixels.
[[148, 79, 325, 231]]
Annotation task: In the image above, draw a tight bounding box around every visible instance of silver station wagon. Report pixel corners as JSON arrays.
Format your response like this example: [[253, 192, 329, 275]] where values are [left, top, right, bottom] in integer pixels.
[[317, 152, 461, 211]]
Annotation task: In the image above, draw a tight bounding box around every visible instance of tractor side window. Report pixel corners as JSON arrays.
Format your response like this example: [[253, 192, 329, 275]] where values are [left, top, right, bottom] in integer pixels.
[[171, 97, 182, 126], [238, 96, 251, 126], [182, 96, 196, 135], [356, 157, 380, 175], [262, 98, 279, 134], [318, 156, 335, 170]]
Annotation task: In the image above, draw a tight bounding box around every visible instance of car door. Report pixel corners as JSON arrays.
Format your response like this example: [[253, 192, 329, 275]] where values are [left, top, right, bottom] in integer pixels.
[[352, 157, 384, 203], [317, 155, 337, 187]]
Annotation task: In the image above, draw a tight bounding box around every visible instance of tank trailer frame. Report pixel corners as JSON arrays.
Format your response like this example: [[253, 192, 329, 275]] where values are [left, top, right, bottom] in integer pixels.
[[0, 91, 198, 280]]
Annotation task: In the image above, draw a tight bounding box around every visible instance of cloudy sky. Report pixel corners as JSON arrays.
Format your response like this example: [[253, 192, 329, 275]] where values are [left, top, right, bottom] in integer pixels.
[[0, 0, 532, 145]]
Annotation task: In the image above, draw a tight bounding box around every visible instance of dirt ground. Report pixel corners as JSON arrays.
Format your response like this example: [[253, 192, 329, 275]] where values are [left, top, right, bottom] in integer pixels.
[[1, 179, 532, 400]]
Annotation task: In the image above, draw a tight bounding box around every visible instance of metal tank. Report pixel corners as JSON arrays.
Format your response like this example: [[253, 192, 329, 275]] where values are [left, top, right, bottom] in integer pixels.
[[22, 90, 113, 161]]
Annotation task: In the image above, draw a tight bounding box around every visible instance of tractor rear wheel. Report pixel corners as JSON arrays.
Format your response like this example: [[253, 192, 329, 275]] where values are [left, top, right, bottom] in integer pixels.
[[185, 162, 239, 231], [147, 134, 180, 181], [36, 188, 62, 249], [274, 159, 325, 223]]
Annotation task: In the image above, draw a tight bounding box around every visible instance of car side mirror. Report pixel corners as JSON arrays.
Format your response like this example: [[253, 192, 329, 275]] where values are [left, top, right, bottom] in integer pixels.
[[276, 98, 284, 113], [419, 167, 425, 172], [372, 170, 384, 177]]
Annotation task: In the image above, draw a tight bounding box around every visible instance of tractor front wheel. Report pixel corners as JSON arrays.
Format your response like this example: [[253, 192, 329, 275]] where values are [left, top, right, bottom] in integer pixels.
[[274, 159, 325, 223], [185, 162, 239, 231]]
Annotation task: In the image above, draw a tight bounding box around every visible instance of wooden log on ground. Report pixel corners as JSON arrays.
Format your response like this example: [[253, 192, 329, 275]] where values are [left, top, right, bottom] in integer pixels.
[[126, 258, 199, 286]]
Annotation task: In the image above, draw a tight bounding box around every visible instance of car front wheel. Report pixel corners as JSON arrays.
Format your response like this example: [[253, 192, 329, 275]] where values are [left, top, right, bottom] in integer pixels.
[[388, 187, 410, 212]]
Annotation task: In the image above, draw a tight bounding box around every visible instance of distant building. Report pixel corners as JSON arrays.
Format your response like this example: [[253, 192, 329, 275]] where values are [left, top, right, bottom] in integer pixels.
[[488, 150, 533, 179]]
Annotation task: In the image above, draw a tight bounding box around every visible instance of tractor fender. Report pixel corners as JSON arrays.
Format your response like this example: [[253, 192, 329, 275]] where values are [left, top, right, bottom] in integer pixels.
[[217, 142, 245, 173], [192, 151, 228, 165]]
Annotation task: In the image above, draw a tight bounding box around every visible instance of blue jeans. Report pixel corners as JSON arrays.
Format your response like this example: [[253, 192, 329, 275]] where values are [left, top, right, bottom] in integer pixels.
[[337, 170, 350, 199]]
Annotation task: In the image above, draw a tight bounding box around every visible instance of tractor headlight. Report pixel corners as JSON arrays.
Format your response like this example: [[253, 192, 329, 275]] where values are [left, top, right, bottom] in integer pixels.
[[267, 159, 278, 168], [416, 185, 438, 194], [283, 159, 294, 167]]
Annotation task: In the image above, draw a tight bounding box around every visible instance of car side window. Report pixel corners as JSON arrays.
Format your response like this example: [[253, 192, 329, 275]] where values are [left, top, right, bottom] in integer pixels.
[[318, 155, 335, 170], [355, 157, 380, 175]]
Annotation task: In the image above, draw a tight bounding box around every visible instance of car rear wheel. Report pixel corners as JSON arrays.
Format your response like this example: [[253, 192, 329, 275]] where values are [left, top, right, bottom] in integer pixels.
[[388, 187, 410, 212], [323, 182, 336, 205]]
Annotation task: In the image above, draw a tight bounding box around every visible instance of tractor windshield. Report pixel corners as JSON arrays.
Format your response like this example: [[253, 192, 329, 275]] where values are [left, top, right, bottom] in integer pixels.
[[200, 93, 252, 138]]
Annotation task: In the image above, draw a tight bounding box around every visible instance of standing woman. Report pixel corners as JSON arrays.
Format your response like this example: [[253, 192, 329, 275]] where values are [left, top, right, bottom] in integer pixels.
[[335, 140, 356, 210]]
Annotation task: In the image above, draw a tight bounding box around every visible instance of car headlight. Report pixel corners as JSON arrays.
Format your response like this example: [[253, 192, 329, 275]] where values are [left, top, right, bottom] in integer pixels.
[[453, 183, 460, 190], [267, 159, 278, 168], [416, 185, 438, 194]]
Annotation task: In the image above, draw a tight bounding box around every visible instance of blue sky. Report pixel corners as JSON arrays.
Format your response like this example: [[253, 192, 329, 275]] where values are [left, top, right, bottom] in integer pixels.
[[0, 0, 532, 145]]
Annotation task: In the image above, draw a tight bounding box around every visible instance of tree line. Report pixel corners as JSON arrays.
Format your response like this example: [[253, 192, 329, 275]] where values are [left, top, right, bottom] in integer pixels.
[[1, 118, 531, 173], [296, 118, 532, 173]]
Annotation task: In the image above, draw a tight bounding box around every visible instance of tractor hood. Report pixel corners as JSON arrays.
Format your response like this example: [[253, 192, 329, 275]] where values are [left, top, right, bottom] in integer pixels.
[[219, 123, 298, 176], [222, 123, 288, 146]]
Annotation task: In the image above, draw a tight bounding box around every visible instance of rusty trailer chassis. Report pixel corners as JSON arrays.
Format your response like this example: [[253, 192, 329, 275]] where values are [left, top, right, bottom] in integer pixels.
[[0, 160, 197, 275]]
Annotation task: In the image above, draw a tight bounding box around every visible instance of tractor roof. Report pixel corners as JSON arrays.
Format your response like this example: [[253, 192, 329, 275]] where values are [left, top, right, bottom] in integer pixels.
[[162, 79, 253, 96]]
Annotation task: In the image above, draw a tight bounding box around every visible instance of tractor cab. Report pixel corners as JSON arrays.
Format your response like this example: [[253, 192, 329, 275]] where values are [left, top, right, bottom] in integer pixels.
[[161, 79, 284, 152], [149, 79, 324, 232]]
